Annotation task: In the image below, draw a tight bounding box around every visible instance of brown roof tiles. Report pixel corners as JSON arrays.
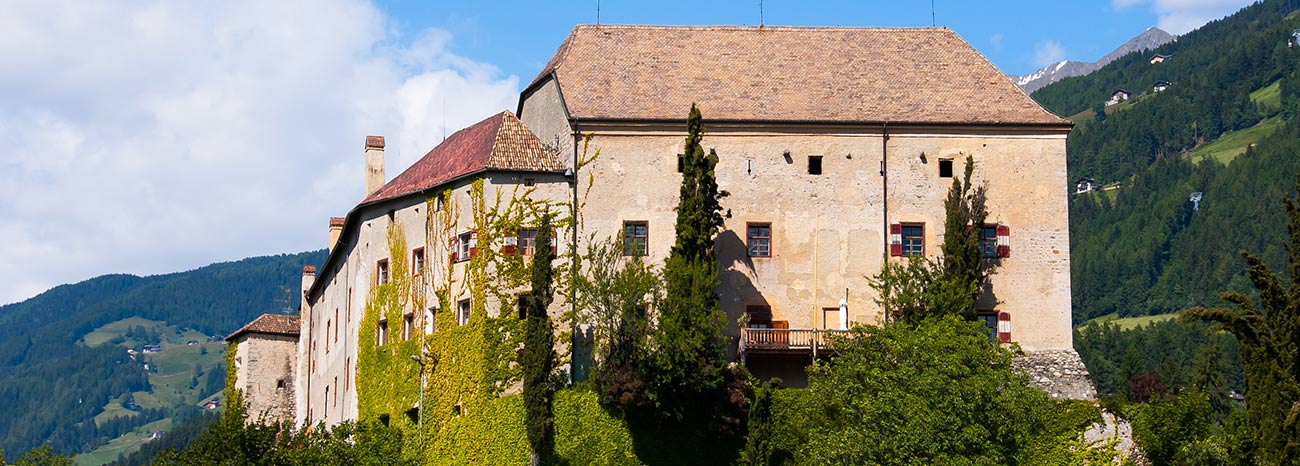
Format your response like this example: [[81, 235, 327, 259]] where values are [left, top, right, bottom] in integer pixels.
[[226, 314, 300, 341], [361, 111, 564, 206], [530, 25, 1068, 126]]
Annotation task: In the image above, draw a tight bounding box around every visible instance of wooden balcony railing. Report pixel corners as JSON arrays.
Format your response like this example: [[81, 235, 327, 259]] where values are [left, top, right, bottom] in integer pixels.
[[739, 328, 850, 358]]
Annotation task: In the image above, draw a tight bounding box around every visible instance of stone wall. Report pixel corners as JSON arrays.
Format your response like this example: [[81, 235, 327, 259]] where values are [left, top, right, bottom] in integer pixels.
[[1013, 349, 1098, 400], [234, 333, 298, 423]]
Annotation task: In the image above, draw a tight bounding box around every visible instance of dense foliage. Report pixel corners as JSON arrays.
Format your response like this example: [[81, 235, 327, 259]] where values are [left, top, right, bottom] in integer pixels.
[[521, 213, 558, 465], [0, 251, 324, 458], [577, 235, 659, 410], [1075, 319, 1244, 402]]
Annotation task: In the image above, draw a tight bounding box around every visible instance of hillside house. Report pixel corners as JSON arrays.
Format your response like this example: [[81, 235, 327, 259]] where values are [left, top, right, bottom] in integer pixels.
[[1106, 89, 1132, 106], [1291, 29, 1300, 47], [272, 25, 1078, 427], [1154, 80, 1171, 92], [1149, 53, 1170, 64], [226, 313, 299, 424], [1076, 178, 1097, 194]]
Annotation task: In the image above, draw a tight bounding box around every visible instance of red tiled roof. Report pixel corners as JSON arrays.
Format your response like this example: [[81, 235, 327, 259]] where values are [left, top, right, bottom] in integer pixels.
[[360, 111, 564, 206], [225, 314, 300, 341], [529, 25, 1069, 126]]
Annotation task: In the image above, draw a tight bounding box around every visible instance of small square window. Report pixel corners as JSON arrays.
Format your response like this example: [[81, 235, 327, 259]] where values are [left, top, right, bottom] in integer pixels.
[[977, 312, 998, 341], [277, 378, 286, 389], [457, 299, 471, 326], [747, 223, 771, 257], [623, 221, 648, 256], [377, 320, 389, 345], [518, 229, 539, 256], [412, 248, 425, 275], [901, 224, 924, 256], [524, 178, 536, 187], [980, 225, 998, 258], [376, 259, 390, 285], [939, 159, 953, 178], [808, 156, 823, 175]]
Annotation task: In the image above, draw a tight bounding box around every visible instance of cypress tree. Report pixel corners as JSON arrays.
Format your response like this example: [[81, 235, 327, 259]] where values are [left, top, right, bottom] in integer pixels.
[[521, 213, 557, 466], [939, 154, 990, 320], [652, 104, 729, 415]]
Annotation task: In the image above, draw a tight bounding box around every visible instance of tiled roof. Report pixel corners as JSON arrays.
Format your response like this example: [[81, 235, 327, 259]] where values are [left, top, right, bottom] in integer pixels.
[[225, 314, 300, 341], [361, 111, 564, 206], [529, 25, 1069, 126]]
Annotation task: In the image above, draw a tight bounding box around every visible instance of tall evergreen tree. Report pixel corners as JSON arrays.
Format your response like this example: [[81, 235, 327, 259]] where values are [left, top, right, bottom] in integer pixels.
[[1185, 171, 1300, 465], [652, 104, 729, 415], [939, 154, 991, 320], [521, 213, 557, 466]]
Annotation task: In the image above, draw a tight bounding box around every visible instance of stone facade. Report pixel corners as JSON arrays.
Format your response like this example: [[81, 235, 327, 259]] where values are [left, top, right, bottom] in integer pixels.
[[230, 332, 298, 423]]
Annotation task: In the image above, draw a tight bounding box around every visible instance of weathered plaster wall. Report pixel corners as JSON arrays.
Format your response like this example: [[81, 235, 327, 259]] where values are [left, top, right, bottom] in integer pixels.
[[233, 333, 297, 423]]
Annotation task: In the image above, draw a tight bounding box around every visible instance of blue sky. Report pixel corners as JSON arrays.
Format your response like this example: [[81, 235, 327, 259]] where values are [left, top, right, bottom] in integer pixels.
[[0, 0, 1253, 306], [372, 0, 1253, 78]]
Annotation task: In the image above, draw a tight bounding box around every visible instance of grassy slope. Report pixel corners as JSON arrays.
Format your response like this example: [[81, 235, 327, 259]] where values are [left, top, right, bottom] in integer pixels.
[[76, 318, 226, 465], [1079, 312, 1178, 330]]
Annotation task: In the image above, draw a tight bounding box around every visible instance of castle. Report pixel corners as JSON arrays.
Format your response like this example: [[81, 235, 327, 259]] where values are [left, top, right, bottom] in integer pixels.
[[227, 25, 1084, 427]]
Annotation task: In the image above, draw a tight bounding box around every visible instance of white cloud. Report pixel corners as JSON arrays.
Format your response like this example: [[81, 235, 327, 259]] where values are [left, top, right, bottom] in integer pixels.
[[1033, 40, 1067, 67], [0, 0, 519, 305], [1112, 0, 1255, 34]]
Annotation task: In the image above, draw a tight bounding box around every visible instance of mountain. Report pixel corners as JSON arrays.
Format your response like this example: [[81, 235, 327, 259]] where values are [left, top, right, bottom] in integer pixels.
[[0, 250, 325, 462], [1013, 27, 1175, 93], [1026, 0, 1300, 321]]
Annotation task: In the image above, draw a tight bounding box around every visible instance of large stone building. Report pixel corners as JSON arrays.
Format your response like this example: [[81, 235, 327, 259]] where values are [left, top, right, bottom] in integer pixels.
[[225, 313, 301, 423], [229, 25, 1081, 427]]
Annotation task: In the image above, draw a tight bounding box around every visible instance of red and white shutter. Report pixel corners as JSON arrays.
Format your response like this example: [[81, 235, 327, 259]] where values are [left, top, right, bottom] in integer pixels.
[[448, 236, 459, 264], [550, 228, 558, 254], [997, 311, 1012, 342], [996, 225, 1011, 258], [889, 223, 903, 256], [502, 229, 518, 255], [468, 231, 478, 259]]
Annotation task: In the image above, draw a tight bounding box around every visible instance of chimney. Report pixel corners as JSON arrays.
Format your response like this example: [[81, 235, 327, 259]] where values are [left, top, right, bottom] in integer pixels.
[[328, 217, 345, 253], [300, 265, 316, 315], [365, 135, 385, 196]]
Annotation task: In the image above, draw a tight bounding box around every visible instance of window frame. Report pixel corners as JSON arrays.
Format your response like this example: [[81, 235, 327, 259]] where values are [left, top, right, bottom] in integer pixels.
[[901, 223, 925, 256], [402, 313, 413, 341], [623, 221, 649, 256], [376, 258, 390, 285], [747, 222, 772, 257], [412, 247, 425, 275], [456, 299, 471, 326], [377, 319, 389, 345], [518, 228, 539, 256], [939, 159, 954, 178], [976, 311, 999, 341], [457, 232, 474, 262], [979, 225, 999, 258]]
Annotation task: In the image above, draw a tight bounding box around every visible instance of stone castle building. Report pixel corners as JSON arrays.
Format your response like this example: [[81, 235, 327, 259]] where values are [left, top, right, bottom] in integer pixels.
[[227, 25, 1084, 426], [225, 313, 300, 423]]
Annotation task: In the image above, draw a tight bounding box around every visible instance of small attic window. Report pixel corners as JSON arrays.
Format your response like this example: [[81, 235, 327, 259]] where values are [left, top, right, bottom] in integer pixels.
[[939, 159, 954, 178], [524, 178, 535, 187], [808, 156, 823, 175], [677, 154, 684, 173], [277, 378, 286, 389]]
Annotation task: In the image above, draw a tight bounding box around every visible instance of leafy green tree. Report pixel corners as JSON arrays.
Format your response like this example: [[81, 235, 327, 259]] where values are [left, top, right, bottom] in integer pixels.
[[522, 213, 558, 466], [576, 235, 660, 409], [867, 256, 975, 323], [651, 104, 730, 415], [1184, 171, 1300, 465], [736, 379, 782, 466]]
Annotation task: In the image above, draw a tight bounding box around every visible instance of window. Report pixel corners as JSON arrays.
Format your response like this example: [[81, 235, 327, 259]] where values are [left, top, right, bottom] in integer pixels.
[[939, 159, 953, 178], [457, 299, 471, 326], [456, 231, 476, 262], [412, 248, 425, 275], [807, 156, 823, 175], [980, 225, 998, 258], [518, 229, 538, 256], [277, 378, 286, 389], [747, 223, 771, 257], [676, 154, 684, 173], [424, 309, 435, 334], [377, 320, 388, 345], [746, 305, 773, 328], [623, 221, 648, 256], [376, 259, 390, 285], [345, 357, 350, 391], [325, 321, 330, 353], [977, 312, 998, 340], [333, 377, 337, 407], [334, 309, 338, 343], [402, 314, 413, 340], [517, 293, 529, 319], [902, 224, 924, 256], [434, 194, 445, 212], [524, 178, 535, 187]]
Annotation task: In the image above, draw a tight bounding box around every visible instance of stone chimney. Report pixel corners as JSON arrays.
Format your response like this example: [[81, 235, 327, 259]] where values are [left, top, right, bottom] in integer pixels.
[[328, 217, 345, 253], [300, 265, 316, 316], [365, 135, 385, 196]]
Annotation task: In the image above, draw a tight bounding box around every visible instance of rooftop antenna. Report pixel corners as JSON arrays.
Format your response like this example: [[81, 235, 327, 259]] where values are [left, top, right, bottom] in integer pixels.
[[597, 0, 600, 25], [760, 0, 764, 27], [931, 0, 936, 27], [278, 286, 293, 314]]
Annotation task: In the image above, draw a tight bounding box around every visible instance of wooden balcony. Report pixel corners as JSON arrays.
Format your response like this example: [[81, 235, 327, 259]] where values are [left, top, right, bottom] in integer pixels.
[[739, 328, 850, 359]]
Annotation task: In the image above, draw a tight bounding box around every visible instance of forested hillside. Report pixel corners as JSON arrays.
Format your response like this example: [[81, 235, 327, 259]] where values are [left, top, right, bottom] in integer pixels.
[[1035, 0, 1300, 321], [0, 250, 324, 461]]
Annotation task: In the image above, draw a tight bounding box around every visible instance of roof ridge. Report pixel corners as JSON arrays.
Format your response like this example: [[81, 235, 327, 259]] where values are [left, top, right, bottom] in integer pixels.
[[949, 28, 1071, 124], [572, 24, 950, 31]]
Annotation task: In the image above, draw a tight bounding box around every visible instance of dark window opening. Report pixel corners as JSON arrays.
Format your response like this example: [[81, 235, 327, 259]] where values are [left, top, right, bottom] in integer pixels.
[[747, 223, 771, 257], [939, 159, 954, 178], [977, 312, 998, 341], [524, 178, 535, 187], [677, 154, 684, 173], [808, 156, 823, 175], [379, 413, 390, 426], [517, 293, 529, 319], [746, 305, 773, 328], [980, 225, 998, 258], [276, 378, 286, 389]]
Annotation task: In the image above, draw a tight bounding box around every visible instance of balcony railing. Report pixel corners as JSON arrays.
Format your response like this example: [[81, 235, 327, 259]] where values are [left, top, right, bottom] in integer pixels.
[[739, 328, 850, 359]]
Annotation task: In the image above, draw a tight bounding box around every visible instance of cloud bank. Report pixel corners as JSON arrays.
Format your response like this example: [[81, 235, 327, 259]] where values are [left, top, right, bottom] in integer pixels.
[[0, 0, 519, 304]]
